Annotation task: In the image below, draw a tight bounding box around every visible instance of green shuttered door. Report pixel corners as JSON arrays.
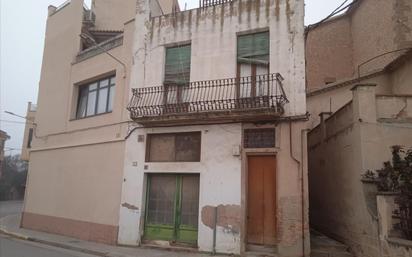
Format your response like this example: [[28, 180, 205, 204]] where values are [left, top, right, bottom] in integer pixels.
[[144, 174, 200, 245]]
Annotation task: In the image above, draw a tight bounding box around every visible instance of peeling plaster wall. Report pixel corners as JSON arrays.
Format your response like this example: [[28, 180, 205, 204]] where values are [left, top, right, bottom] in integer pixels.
[[118, 124, 243, 253], [119, 0, 307, 255], [136, 0, 306, 117], [119, 121, 310, 256], [376, 95, 412, 120]]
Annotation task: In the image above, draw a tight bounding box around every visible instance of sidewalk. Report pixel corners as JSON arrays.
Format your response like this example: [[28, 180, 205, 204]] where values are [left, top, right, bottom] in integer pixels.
[[0, 214, 219, 257], [310, 230, 354, 257]]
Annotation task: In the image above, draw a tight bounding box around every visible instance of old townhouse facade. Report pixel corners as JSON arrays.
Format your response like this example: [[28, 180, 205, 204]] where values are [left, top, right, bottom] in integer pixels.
[[120, 0, 308, 256], [22, 0, 308, 256], [306, 0, 412, 257]]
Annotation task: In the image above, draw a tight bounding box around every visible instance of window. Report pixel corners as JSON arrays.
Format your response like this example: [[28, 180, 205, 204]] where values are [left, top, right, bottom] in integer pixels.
[[244, 128, 276, 148], [164, 45, 191, 105], [237, 31, 269, 65], [27, 128, 33, 149], [146, 132, 201, 162], [76, 76, 115, 119], [165, 45, 191, 86], [237, 32, 270, 98]]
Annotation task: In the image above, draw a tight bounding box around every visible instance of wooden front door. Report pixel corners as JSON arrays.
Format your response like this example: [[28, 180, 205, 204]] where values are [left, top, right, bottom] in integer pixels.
[[247, 156, 277, 246]]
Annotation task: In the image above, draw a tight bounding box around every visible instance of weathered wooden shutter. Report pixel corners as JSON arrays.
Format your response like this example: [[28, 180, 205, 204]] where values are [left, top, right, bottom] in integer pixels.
[[237, 32, 269, 65], [165, 45, 191, 85]]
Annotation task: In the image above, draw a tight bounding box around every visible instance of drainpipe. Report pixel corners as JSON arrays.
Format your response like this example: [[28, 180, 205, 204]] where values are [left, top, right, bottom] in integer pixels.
[[289, 121, 310, 257], [212, 206, 218, 255]]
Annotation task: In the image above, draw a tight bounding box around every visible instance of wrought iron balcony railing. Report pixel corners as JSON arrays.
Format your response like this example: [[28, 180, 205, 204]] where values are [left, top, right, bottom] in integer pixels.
[[200, 0, 233, 8], [128, 73, 288, 122]]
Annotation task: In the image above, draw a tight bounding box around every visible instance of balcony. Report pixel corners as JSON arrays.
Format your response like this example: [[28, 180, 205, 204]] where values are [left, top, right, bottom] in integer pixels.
[[127, 73, 288, 126], [200, 0, 234, 8]]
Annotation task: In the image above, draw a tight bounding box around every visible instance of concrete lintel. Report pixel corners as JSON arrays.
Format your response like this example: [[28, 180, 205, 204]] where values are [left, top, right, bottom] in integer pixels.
[[387, 237, 412, 248], [350, 83, 377, 91], [132, 113, 309, 127], [48, 5, 57, 16], [319, 112, 333, 117]]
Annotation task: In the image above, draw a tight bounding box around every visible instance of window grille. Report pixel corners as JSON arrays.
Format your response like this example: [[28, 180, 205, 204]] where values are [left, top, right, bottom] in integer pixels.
[[244, 129, 276, 148]]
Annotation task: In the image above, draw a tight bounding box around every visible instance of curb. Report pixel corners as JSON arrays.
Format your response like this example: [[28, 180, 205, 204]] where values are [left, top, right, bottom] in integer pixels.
[[0, 227, 110, 257], [0, 227, 30, 241]]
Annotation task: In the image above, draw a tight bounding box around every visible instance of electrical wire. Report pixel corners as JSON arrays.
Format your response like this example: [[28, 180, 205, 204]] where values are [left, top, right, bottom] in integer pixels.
[[306, 0, 359, 32], [0, 120, 28, 125], [5, 147, 22, 151]]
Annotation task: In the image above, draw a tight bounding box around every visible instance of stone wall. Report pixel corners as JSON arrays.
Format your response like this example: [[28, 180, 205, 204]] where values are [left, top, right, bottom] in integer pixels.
[[377, 194, 412, 257]]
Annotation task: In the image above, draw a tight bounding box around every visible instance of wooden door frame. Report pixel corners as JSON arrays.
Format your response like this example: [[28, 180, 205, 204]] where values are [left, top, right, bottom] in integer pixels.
[[241, 151, 278, 252]]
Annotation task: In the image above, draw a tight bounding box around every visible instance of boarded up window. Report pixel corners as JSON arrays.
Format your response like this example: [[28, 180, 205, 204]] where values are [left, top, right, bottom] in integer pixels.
[[237, 32, 269, 65], [165, 45, 191, 85], [147, 134, 175, 162], [244, 129, 276, 148], [147, 132, 201, 162]]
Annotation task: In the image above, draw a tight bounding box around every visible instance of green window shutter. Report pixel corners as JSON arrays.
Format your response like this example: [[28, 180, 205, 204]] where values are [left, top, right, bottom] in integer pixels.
[[165, 45, 191, 85], [237, 31, 269, 65]]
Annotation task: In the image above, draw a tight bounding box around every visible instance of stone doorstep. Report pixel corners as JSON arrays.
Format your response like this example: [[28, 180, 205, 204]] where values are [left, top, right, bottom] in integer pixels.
[[245, 244, 278, 257], [244, 252, 279, 257], [311, 250, 354, 257]]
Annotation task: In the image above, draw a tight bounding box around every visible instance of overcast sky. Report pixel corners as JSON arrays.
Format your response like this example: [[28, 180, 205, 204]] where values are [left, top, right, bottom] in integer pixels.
[[0, 0, 349, 155]]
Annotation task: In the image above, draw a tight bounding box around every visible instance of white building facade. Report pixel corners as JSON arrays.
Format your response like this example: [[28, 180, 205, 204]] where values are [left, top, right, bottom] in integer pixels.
[[118, 0, 308, 256]]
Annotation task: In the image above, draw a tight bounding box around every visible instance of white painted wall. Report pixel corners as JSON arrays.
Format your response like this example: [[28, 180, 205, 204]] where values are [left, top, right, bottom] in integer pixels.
[[119, 0, 307, 254], [119, 124, 243, 253], [135, 0, 306, 117]]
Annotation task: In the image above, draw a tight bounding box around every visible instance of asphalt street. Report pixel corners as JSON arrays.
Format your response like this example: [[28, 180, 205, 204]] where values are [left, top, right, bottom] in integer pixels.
[[0, 201, 100, 257], [0, 201, 22, 219]]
